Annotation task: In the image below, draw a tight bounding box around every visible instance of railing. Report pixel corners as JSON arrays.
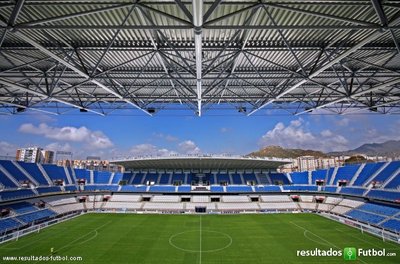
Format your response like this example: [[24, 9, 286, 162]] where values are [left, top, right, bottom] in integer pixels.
[[111, 154, 292, 163], [0, 212, 82, 244], [321, 212, 400, 244]]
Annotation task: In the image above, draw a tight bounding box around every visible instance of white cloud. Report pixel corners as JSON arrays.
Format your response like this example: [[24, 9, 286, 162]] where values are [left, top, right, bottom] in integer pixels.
[[19, 123, 113, 149], [178, 140, 201, 155], [336, 118, 350, 127], [259, 119, 349, 152], [129, 144, 176, 157], [0, 141, 17, 156], [45, 142, 73, 152], [220, 127, 230, 133], [153, 132, 179, 142]]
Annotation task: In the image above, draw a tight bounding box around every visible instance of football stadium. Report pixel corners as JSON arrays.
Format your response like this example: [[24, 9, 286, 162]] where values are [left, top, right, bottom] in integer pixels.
[[1, 0, 400, 264]]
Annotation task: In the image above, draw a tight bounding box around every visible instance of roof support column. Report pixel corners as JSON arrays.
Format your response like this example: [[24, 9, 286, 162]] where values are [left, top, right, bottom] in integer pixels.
[[193, 0, 203, 116]]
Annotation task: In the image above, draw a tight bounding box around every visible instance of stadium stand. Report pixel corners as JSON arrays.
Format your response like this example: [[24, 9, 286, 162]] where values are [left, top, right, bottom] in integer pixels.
[[384, 172, 400, 189], [380, 219, 400, 232], [366, 189, 400, 202], [339, 187, 366, 196], [311, 170, 327, 184], [0, 169, 18, 188], [16, 209, 57, 223], [345, 210, 386, 224], [290, 171, 309, 184], [7, 202, 38, 214], [353, 162, 385, 186], [17, 162, 49, 185], [333, 165, 360, 184], [93, 171, 112, 184], [0, 218, 23, 233], [269, 173, 290, 184], [0, 160, 31, 183], [226, 185, 253, 192], [149, 185, 175, 193], [368, 161, 400, 184], [74, 169, 91, 183], [254, 185, 281, 192], [42, 164, 68, 183], [357, 203, 399, 216]]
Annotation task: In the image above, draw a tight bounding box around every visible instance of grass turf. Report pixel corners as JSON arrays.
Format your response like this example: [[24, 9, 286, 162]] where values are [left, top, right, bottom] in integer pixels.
[[0, 213, 399, 264]]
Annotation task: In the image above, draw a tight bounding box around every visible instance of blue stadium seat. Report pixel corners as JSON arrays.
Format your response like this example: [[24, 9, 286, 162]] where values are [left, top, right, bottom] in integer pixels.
[[0, 169, 18, 188], [326, 168, 335, 185], [353, 162, 385, 186], [177, 185, 191, 192], [210, 186, 224, 192], [231, 173, 243, 184], [243, 173, 257, 184], [36, 186, 62, 194], [216, 173, 230, 184], [111, 173, 123, 184], [6, 202, 38, 214], [322, 186, 337, 193], [159, 173, 170, 184], [0, 218, 23, 233], [149, 185, 176, 192], [226, 185, 253, 192], [0, 189, 35, 200], [16, 209, 56, 224], [283, 185, 318, 191], [93, 171, 112, 184], [311, 170, 327, 184], [334, 165, 360, 184], [119, 185, 147, 192], [269, 173, 290, 184], [0, 160, 30, 182], [64, 185, 77, 192], [370, 161, 400, 183], [254, 185, 281, 192], [366, 190, 400, 202], [339, 187, 365, 196], [384, 172, 400, 190], [143, 173, 159, 184], [345, 209, 386, 224], [381, 219, 400, 232], [290, 172, 309, 184], [42, 164, 68, 183], [131, 173, 145, 184], [84, 185, 119, 192], [67, 167, 75, 184], [357, 203, 399, 216], [17, 162, 49, 185], [74, 169, 91, 183], [121, 172, 133, 182]]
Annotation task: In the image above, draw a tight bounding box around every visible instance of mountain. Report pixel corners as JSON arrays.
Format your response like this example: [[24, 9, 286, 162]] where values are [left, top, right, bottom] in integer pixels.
[[329, 140, 400, 157], [247, 145, 327, 159], [248, 140, 400, 159]]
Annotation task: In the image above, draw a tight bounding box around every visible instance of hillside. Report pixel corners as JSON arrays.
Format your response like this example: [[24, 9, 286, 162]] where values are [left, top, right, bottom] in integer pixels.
[[248, 145, 326, 159], [329, 140, 400, 157]]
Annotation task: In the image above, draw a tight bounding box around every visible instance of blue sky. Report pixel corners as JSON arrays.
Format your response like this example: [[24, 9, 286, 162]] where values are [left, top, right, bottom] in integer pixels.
[[0, 110, 399, 159]]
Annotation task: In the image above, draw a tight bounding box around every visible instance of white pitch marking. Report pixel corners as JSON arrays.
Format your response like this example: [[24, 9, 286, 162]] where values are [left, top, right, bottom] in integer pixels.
[[290, 221, 370, 264], [199, 215, 202, 264]]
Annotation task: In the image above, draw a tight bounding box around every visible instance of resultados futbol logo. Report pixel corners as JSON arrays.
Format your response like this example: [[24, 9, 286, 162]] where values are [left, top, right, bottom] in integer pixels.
[[344, 247, 357, 261]]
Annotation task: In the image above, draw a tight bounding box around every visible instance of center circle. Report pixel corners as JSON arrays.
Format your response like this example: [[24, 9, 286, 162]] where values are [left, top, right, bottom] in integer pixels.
[[169, 230, 232, 253]]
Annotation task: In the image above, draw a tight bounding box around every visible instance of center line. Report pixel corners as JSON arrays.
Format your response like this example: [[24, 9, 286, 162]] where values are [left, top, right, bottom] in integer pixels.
[[199, 214, 202, 264]]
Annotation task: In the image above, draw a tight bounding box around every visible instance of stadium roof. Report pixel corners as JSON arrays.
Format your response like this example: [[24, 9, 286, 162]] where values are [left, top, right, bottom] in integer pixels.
[[0, 1, 400, 116], [111, 155, 291, 170]]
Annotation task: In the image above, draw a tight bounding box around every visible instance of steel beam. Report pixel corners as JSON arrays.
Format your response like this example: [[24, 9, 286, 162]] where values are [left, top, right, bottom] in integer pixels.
[[193, 0, 202, 116], [1, 23, 152, 115]]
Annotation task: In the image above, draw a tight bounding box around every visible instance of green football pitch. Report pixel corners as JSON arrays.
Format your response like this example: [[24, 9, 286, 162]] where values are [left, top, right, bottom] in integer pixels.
[[0, 213, 399, 264]]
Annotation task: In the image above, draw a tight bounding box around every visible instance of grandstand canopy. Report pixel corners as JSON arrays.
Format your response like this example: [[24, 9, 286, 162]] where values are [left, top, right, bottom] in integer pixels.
[[0, 1, 400, 116], [111, 156, 291, 170]]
